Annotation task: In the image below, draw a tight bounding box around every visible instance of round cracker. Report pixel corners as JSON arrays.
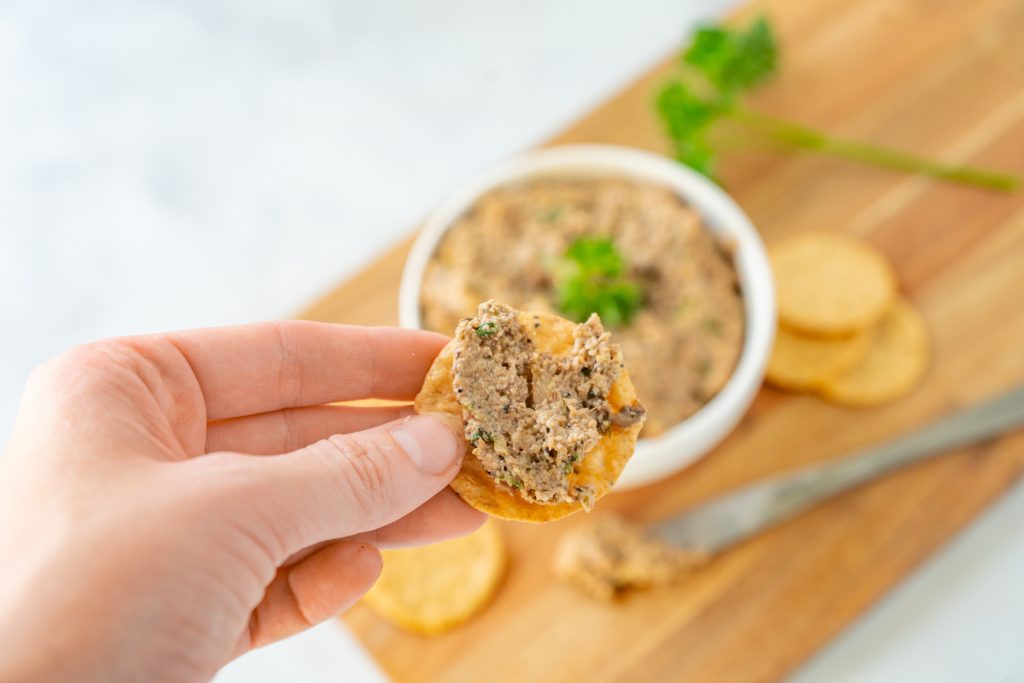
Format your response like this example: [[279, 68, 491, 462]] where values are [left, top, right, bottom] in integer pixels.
[[415, 310, 644, 523], [770, 231, 897, 336], [820, 299, 930, 406], [766, 324, 875, 391], [361, 520, 506, 636]]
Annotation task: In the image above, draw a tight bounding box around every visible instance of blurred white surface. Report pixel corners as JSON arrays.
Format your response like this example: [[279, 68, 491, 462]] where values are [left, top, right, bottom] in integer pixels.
[[0, 1, 1021, 682], [792, 485, 1024, 683]]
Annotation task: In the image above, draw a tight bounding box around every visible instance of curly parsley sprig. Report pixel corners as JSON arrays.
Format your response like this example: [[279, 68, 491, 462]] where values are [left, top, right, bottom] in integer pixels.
[[656, 15, 1019, 192], [553, 236, 643, 328]]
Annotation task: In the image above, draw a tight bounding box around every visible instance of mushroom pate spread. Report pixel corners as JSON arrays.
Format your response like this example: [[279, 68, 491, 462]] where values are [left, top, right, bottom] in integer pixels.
[[452, 301, 644, 509]]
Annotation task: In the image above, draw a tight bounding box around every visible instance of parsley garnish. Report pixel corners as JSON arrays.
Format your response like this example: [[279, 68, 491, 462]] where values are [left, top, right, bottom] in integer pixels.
[[553, 236, 643, 327], [475, 321, 498, 337], [656, 15, 1018, 191], [685, 16, 777, 98], [469, 428, 493, 443]]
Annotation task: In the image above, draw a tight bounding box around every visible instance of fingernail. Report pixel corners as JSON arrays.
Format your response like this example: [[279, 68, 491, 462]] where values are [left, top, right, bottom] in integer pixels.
[[389, 415, 462, 475]]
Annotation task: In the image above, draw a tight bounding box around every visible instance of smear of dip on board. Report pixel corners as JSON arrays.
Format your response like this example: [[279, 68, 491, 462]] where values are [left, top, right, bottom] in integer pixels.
[[420, 178, 744, 437], [554, 514, 707, 600]]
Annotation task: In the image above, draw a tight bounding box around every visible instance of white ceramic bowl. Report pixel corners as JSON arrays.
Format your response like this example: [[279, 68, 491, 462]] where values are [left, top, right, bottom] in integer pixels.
[[399, 145, 775, 489]]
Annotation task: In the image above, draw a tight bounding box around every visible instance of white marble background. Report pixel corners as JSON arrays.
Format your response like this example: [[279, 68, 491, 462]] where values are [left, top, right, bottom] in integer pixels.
[[1, 1, 1021, 681]]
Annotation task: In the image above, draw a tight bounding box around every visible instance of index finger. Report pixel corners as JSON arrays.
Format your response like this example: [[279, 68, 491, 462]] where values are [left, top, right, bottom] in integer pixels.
[[159, 321, 447, 420]]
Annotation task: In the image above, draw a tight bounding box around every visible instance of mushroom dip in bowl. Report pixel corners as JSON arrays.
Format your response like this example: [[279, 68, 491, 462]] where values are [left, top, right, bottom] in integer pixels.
[[400, 145, 775, 488]]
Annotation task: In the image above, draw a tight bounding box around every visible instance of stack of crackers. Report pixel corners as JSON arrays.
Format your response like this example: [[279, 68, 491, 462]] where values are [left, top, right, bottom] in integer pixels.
[[766, 231, 930, 406]]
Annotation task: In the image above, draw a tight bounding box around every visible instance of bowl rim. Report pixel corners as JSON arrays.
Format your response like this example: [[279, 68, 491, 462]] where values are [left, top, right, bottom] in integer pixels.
[[399, 144, 775, 488]]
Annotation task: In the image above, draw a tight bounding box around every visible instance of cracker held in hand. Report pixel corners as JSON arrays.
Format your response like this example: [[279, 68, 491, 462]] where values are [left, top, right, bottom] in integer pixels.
[[362, 520, 506, 636], [415, 300, 646, 523], [771, 231, 896, 336]]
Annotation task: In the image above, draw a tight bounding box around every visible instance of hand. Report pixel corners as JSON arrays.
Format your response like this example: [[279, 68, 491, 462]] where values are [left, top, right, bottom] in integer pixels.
[[0, 322, 482, 683]]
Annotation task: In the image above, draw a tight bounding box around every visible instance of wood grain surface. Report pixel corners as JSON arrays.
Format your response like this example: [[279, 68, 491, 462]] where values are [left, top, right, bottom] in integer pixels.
[[298, 1, 1024, 680]]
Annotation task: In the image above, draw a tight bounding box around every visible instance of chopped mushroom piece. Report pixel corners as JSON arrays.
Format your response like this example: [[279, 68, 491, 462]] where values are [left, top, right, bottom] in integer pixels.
[[610, 405, 647, 428]]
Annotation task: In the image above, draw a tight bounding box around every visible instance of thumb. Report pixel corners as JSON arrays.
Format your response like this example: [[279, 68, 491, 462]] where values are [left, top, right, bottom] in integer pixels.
[[230, 414, 465, 553]]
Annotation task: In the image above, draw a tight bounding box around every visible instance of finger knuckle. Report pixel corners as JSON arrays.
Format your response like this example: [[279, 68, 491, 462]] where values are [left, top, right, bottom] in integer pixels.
[[28, 340, 133, 398], [189, 453, 293, 563], [323, 434, 395, 514], [269, 321, 304, 408], [278, 408, 302, 453]]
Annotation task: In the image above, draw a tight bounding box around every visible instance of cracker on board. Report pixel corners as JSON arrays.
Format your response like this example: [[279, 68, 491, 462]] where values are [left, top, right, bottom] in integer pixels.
[[770, 231, 897, 336], [361, 520, 506, 636], [820, 299, 930, 406], [415, 309, 644, 523], [766, 324, 875, 391]]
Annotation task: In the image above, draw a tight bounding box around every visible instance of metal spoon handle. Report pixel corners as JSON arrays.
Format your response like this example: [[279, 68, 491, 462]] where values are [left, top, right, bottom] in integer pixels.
[[652, 386, 1024, 553]]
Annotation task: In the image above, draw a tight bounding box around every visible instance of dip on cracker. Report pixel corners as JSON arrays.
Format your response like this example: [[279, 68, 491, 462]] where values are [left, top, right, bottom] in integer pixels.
[[415, 300, 646, 522]]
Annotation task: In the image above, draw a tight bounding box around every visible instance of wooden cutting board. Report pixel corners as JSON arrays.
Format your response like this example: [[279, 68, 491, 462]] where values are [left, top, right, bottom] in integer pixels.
[[299, 0, 1024, 680]]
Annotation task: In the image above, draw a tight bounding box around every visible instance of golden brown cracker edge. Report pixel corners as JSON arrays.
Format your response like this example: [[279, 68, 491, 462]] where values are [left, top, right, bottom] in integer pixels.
[[766, 324, 875, 391], [819, 299, 931, 406], [414, 311, 644, 523]]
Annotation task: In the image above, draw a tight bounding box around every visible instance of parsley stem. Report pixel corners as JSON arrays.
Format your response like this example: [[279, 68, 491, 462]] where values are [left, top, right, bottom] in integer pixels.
[[729, 106, 1020, 192]]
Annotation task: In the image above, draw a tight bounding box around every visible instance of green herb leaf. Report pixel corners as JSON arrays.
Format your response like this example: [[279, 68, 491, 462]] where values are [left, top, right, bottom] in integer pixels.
[[553, 236, 643, 327], [656, 14, 1019, 191], [683, 25, 732, 77], [672, 133, 718, 179], [469, 428, 493, 443], [565, 237, 625, 277], [655, 81, 718, 140], [655, 81, 720, 178], [685, 15, 777, 96], [657, 16, 777, 180], [475, 320, 498, 337], [728, 16, 778, 91]]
